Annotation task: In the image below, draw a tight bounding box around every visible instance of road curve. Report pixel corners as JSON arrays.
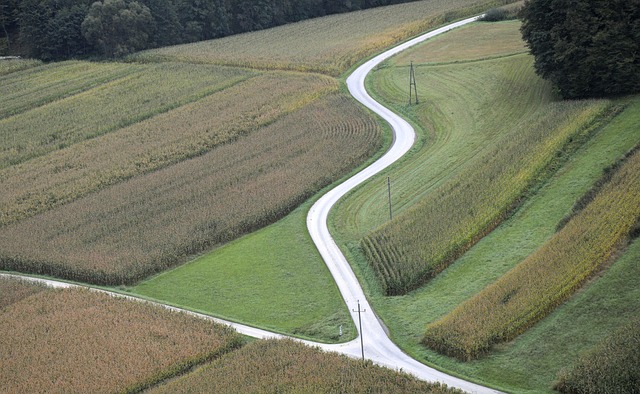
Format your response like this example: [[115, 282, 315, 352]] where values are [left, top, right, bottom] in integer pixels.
[[306, 15, 501, 393], [1, 16, 500, 394]]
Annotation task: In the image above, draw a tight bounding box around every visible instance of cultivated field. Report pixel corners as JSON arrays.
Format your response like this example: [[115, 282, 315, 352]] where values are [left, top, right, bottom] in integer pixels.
[[151, 338, 462, 394], [133, 0, 518, 75], [0, 58, 42, 76], [0, 92, 381, 285], [0, 283, 242, 393], [422, 146, 640, 360], [361, 52, 612, 295], [0, 276, 45, 309]]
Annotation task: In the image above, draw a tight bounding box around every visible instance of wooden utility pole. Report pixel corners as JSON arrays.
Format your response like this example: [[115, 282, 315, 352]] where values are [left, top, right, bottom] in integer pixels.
[[409, 61, 419, 105], [353, 300, 366, 361]]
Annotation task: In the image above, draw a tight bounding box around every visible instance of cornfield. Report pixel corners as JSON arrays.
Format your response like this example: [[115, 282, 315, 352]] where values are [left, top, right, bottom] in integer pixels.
[[0, 276, 46, 309], [133, 0, 518, 75], [151, 338, 463, 394], [0, 286, 243, 393], [0, 93, 381, 285], [422, 147, 640, 360], [361, 53, 615, 295]]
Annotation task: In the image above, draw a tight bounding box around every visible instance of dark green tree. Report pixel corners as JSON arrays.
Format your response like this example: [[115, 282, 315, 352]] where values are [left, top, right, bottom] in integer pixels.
[[520, 0, 640, 98], [0, 0, 18, 53], [81, 0, 155, 57]]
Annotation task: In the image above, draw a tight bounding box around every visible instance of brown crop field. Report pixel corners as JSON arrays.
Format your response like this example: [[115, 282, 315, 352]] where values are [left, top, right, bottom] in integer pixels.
[[151, 338, 462, 394], [0, 62, 253, 169], [133, 0, 518, 75], [0, 286, 242, 393], [0, 276, 46, 309], [422, 147, 640, 360], [0, 71, 335, 226], [0, 93, 382, 285]]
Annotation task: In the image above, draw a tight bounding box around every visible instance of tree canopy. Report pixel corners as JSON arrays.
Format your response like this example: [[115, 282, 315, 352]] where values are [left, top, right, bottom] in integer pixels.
[[520, 0, 640, 99]]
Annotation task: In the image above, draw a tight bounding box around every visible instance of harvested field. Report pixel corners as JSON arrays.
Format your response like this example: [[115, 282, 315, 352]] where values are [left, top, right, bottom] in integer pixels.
[[0, 93, 382, 285], [0, 71, 335, 226], [0, 286, 242, 393], [422, 147, 640, 360], [151, 338, 462, 394], [0, 62, 253, 168], [133, 0, 518, 75]]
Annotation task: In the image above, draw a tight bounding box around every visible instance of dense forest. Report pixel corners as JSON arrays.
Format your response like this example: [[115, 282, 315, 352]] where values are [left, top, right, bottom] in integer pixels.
[[0, 0, 419, 60]]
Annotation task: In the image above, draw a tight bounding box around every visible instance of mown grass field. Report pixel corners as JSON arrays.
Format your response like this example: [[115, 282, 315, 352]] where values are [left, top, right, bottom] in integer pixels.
[[133, 0, 517, 75], [0, 281, 242, 393]]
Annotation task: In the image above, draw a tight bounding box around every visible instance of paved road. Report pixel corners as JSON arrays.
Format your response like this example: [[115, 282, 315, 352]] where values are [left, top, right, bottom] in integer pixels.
[[306, 15, 501, 394], [1, 16, 501, 394]]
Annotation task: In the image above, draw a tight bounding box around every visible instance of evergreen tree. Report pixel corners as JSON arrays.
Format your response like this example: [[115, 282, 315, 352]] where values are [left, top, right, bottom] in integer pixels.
[[521, 0, 640, 98]]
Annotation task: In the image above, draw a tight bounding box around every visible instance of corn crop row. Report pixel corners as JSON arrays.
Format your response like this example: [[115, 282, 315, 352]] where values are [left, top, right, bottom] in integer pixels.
[[422, 148, 640, 360]]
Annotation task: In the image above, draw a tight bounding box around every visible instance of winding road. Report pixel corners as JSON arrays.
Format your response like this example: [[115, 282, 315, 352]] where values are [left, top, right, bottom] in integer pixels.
[[1, 16, 500, 394]]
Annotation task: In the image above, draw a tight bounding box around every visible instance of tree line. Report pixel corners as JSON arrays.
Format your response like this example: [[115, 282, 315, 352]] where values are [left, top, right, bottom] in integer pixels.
[[0, 0, 417, 60]]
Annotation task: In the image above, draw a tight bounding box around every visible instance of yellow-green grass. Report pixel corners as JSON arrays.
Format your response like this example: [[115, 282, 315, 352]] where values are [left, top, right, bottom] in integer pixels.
[[0, 62, 253, 169], [0, 283, 242, 393], [422, 146, 640, 360], [132, 0, 519, 76], [0, 93, 382, 285], [0, 71, 335, 226], [0, 58, 42, 76], [359, 45, 613, 294], [0, 61, 139, 119], [133, 199, 356, 343], [554, 317, 640, 394], [150, 338, 462, 394]]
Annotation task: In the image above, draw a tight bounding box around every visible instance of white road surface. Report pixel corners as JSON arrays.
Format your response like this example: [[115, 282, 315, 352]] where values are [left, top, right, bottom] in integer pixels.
[[1, 16, 502, 394]]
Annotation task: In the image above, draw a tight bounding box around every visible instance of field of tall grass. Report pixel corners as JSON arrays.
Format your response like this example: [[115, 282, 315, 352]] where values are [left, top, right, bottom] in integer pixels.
[[151, 338, 462, 394], [360, 51, 614, 295], [133, 0, 518, 75], [0, 284, 242, 393], [0, 93, 381, 285]]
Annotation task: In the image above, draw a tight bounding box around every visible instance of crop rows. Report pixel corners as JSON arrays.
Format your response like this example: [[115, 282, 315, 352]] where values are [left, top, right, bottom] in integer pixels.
[[0, 61, 139, 119], [422, 147, 640, 360], [362, 91, 612, 295], [0, 62, 253, 168], [0, 93, 381, 285], [151, 338, 462, 394], [134, 0, 517, 75], [0, 71, 335, 226], [0, 285, 242, 393]]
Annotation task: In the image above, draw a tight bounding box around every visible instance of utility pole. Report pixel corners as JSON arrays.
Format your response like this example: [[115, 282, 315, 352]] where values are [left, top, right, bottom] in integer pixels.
[[387, 177, 392, 221], [409, 61, 419, 105], [353, 300, 366, 361]]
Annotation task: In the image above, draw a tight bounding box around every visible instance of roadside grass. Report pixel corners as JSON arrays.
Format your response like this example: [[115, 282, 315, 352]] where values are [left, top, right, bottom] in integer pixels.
[[132, 0, 518, 76], [132, 200, 356, 344]]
